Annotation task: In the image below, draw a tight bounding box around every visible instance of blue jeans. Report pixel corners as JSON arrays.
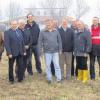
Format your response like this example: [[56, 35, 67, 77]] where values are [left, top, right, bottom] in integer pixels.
[[44, 53, 61, 81]]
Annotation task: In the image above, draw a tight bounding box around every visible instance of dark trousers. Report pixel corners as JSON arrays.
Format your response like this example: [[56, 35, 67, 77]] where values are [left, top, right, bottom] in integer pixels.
[[76, 56, 88, 70], [51, 61, 55, 76], [25, 48, 33, 74], [89, 53, 100, 79], [30, 45, 42, 73], [15, 48, 33, 76], [71, 55, 78, 76], [9, 54, 24, 82], [0, 53, 2, 61]]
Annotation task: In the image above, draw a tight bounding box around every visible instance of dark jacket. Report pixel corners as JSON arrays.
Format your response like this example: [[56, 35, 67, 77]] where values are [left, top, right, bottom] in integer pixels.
[[58, 27, 74, 52], [4, 28, 26, 56], [74, 29, 92, 56], [19, 28, 32, 47], [25, 21, 40, 46], [0, 32, 4, 58], [38, 29, 62, 54]]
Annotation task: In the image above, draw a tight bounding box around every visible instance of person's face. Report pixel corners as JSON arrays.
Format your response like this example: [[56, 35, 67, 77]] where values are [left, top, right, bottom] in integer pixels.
[[61, 19, 67, 28], [52, 19, 57, 28], [19, 22, 25, 30], [10, 21, 18, 30], [92, 18, 99, 26], [27, 15, 34, 23], [72, 21, 77, 29], [45, 20, 52, 30], [77, 22, 84, 30]]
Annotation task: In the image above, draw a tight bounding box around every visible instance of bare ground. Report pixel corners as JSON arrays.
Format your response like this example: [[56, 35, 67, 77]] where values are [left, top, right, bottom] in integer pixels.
[[0, 54, 100, 100]]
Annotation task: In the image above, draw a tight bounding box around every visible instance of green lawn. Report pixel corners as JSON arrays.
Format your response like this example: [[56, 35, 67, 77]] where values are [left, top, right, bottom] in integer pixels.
[[0, 54, 100, 100]]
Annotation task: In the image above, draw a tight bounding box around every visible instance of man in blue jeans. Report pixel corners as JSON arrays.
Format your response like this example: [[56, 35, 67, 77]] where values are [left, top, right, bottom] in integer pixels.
[[38, 19, 62, 83]]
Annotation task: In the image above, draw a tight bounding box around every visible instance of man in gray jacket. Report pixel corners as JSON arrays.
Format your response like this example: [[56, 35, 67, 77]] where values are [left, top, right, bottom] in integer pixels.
[[38, 19, 62, 83]]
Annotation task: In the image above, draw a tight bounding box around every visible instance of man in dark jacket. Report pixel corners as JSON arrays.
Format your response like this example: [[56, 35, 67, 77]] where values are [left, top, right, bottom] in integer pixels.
[[25, 14, 42, 74], [58, 18, 74, 80], [15, 19, 32, 77], [4, 20, 26, 84]]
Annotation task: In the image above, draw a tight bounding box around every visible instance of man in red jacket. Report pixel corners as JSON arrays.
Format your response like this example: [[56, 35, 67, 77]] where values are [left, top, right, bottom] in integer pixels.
[[90, 17, 100, 80]]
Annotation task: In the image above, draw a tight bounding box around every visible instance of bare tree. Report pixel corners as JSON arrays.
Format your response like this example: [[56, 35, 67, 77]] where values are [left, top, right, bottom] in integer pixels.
[[0, 10, 2, 20], [6, 1, 23, 21], [26, 3, 38, 15], [40, 0, 57, 18], [96, 0, 100, 17], [74, 0, 90, 19], [58, 0, 72, 17]]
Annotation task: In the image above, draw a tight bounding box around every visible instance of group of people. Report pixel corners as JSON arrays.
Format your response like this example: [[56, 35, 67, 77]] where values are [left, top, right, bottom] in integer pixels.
[[0, 14, 100, 84]]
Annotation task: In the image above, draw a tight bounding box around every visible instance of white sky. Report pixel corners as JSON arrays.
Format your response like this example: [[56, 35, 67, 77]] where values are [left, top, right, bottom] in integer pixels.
[[0, 0, 99, 25]]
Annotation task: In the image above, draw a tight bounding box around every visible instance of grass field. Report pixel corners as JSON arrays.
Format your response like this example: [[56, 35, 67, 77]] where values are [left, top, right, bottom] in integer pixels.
[[0, 54, 100, 100]]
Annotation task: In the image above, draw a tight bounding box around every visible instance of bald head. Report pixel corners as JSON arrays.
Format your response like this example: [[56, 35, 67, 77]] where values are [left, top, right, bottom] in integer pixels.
[[61, 18, 68, 28], [71, 20, 78, 29], [10, 20, 18, 30], [18, 19, 26, 30]]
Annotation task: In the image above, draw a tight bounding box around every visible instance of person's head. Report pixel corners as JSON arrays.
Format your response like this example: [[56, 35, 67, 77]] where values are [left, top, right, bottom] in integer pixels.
[[61, 18, 68, 29], [10, 20, 18, 30], [92, 17, 99, 26], [51, 19, 58, 28], [71, 20, 78, 29], [27, 13, 34, 23], [45, 19, 53, 30], [77, 21, 85, 30], [18, 19, 26, 30]]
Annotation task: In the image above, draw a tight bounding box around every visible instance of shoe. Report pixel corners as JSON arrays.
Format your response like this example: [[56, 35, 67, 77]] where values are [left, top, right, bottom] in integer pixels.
[[77, 69, 83, 81], [82, 70, 88, 83], [37, 69, 42, 74], [18, 79, 23, 83], [47, 80, 52, 84], [90, 73, 95, 80], [28, 72, 33, 76], [57, 80, 62, 84], [9, 81, 14, 84]]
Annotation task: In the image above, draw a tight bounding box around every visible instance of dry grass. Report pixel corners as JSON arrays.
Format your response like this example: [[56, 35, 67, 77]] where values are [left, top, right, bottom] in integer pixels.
[[0, 54, 100, 100]]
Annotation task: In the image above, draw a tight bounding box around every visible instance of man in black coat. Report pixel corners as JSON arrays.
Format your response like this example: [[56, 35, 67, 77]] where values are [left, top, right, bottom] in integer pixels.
[[15, 19, 33, 77], [25, 14, 42, 74], [58, 18, 74, 80], [4, 20, 26, 84]]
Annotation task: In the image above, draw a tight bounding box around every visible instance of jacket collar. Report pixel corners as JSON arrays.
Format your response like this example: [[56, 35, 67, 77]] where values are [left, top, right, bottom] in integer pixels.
[[27, 21, 36, 27]]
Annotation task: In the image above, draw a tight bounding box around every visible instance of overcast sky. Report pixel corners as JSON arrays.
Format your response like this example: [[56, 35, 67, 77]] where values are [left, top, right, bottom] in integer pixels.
[[0, 0, 99, 25], [0, 0, 98, 8]]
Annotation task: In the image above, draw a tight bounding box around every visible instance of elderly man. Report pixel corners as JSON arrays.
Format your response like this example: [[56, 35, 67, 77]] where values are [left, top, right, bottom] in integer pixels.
[[58, 18, 74, 80], [15, 19, 32, 77], [4, 20, 26, 84]]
